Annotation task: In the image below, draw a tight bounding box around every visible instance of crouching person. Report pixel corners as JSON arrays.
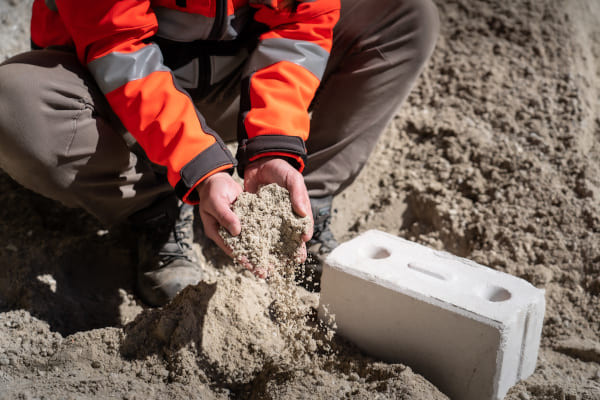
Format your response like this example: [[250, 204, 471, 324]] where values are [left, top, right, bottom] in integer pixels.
[[0, 0, 438, 306]]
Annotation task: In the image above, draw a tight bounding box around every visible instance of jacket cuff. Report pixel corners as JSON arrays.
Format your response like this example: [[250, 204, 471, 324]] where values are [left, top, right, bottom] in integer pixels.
[[236, 135, 307, 178], [174, 141, 237, 204]]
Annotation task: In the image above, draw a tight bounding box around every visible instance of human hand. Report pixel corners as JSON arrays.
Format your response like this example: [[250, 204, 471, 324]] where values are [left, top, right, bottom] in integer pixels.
[[244, 157, 314, 262], [196, 172, 243, 257]]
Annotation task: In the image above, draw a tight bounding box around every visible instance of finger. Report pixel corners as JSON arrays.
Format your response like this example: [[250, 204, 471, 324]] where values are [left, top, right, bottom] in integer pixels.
[[237, 255, 254, 271], [209, 198, 241, 236], [238, 255, 268, 279], [200, 210, 234, 258], [295, 242, 307, 264], [197, 172, 243, 235], [301, 221, 313, 243], [255, 264, 274, 279], [284, 173, 313, 240], [286, 172, 311, 218], [254, 267, 268, 279]]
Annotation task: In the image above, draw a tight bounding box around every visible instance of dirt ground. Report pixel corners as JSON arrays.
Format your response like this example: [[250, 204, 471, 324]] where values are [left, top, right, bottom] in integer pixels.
[[0, 0, 599, 399]]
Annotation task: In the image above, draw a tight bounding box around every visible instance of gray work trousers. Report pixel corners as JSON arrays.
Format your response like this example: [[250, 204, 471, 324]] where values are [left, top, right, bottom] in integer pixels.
[[0, 0, 438, 226]]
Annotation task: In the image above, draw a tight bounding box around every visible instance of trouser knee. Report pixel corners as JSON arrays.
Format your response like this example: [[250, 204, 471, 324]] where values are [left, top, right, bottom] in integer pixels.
[[403, 0, 440, 67], [304, 0, 439, 197], [371, 0, 439, 71], [0, 54, 83, 202], [0, 51, 170, 225]]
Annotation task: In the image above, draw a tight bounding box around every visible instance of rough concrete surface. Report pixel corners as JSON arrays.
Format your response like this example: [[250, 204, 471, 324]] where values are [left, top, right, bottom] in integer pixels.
[[0, 0, 599, 399]]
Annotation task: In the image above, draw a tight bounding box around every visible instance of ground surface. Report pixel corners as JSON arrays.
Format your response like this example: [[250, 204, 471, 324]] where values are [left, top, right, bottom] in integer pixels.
[[0, 0, 599, 399]]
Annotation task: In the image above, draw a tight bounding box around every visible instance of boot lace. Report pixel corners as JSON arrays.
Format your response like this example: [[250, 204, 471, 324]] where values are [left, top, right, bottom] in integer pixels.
[[157, 203, 197, 266]]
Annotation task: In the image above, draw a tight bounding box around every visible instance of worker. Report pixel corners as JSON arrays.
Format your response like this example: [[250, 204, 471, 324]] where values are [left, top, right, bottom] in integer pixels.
[[0, 0, 438, 306]]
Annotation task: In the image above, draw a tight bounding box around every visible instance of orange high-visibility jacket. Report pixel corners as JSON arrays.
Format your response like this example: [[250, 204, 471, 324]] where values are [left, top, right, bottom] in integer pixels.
[[31, 0, 340, 203]]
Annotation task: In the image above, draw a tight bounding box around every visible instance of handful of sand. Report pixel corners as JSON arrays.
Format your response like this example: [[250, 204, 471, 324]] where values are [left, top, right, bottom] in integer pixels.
[[219, 183, 311, 277]]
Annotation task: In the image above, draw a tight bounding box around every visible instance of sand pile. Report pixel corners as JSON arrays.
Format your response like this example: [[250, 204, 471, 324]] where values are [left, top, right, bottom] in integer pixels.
[[57, 183, 441, 399], [221, 183, 334, 361]]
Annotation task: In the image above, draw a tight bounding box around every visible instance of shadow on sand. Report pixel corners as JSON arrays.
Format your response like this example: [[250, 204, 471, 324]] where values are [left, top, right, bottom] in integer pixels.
[[0, 173, 137, 336]]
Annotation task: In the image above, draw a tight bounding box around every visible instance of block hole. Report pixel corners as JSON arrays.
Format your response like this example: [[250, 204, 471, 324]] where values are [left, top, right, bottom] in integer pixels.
[[407, 262, 449, 281], [480, 285, 512, 302], [361, 245, 391, 259]]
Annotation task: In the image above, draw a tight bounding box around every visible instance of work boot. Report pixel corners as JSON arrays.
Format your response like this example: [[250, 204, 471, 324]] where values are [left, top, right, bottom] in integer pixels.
[[301, 196, 339, 290], [129, 195, 205, 307]]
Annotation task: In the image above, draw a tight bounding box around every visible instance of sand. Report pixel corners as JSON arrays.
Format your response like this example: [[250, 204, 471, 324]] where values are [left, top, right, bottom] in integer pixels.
[[220, 183, 311, 277], [1, 0, 599, 399]]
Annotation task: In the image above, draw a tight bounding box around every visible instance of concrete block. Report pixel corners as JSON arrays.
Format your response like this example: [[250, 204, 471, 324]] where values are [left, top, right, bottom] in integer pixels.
[[319, 230, 545, 400]]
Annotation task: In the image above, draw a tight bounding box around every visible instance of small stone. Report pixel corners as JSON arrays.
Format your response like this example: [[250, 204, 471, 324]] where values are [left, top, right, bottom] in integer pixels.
[[519, 392, 531, 400], [91, 360, 101, 369], [428, 181, 444, 193], [0, 356, 9, 366]]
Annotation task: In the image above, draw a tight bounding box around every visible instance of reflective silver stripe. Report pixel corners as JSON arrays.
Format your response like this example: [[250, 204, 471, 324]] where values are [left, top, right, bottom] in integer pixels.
[[155, 7, 251, 42], [154, 7, 214, 42], [243, 38, 329, 80], [88, 44, 171, 94], [45, 0, 57, 12]]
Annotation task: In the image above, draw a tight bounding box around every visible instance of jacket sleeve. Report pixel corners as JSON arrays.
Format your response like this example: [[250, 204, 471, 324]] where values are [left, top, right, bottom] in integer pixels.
[[53, 0, 237, 204], [31, 0, 73, 49], [236, 0, 340, 177]]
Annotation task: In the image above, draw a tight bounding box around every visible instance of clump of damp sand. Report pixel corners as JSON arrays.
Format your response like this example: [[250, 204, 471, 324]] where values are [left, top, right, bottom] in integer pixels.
[[220, 183, 334, 361], [220, 183, 311, 277]]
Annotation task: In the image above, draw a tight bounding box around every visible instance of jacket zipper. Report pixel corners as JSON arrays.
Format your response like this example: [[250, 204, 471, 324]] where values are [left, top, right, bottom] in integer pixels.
[[208, 0, 227, 40]]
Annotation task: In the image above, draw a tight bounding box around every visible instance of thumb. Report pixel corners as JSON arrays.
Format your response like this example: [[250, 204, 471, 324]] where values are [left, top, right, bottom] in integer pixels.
[[214, 202, 241, 236]]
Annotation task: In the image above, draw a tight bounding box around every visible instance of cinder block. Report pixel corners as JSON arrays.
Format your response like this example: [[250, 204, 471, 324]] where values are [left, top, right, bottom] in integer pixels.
[[319, 230, 545, 400]]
